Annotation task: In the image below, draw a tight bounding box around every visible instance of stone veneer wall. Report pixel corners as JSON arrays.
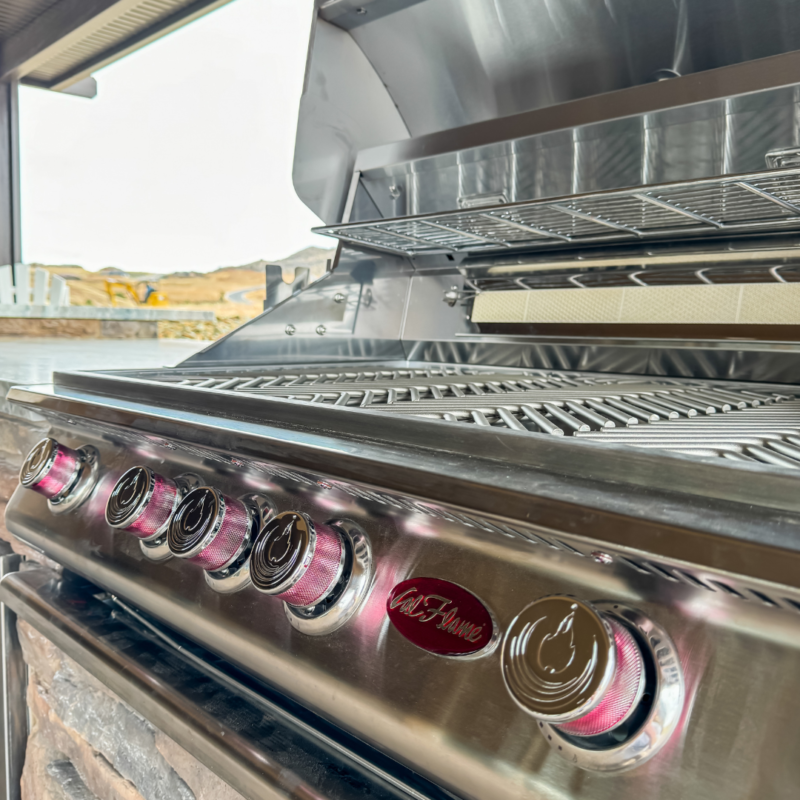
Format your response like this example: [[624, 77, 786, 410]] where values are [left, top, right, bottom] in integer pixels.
[[0, 417, 245, 800]]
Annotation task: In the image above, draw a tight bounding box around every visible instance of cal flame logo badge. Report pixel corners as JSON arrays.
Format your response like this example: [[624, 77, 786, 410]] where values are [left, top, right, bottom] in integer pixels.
[[386, 578, 495, 657]]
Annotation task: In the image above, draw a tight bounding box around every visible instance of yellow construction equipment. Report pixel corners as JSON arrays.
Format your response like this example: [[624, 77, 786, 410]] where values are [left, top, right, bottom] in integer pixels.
[[104, 280, 168, 307]]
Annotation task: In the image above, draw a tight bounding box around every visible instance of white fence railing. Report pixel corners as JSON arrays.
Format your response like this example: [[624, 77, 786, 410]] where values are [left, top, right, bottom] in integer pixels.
[[0, 264, 70, 308]]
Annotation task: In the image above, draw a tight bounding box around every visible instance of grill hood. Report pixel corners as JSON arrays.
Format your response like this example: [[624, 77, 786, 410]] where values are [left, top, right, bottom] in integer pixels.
[[293, 0, 800, 226]]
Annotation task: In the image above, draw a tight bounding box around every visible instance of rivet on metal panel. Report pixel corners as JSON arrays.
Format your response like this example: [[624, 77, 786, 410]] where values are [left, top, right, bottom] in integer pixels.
[[316, 325, 327, 336], [284, 324, 296, 336]]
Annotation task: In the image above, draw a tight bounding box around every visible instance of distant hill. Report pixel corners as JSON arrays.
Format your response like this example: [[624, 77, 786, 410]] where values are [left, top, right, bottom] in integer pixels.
[[212, 247, 336, 282]]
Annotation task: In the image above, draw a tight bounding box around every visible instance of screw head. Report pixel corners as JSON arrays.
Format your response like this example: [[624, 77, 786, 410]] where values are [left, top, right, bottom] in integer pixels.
[[315, 324, 327, 336], [284, 324, 296, 336], [333, 292, 346, 304], [443, 287, 460, 306]]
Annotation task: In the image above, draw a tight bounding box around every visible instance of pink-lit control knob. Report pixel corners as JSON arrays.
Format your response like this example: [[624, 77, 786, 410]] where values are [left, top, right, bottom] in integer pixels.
[[502, 596, 645, 737], [106, 466, 179, 540], [168, 487, 253, 572], [250, 511, 345, 608], [19, 438, 82, 500]]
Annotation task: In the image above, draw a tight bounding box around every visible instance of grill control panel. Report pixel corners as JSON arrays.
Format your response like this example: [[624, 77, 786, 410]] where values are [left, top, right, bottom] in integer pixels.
[[15, 435, 691, 781]]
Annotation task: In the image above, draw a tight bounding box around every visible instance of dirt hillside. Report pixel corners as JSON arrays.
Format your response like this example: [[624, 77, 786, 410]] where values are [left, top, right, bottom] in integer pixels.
[[36, 247, 336, 340]]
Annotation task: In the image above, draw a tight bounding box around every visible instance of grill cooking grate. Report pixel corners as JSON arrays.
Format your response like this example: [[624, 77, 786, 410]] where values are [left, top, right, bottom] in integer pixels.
[[315, 167, 800, 256], [150, 366, 800, 470]]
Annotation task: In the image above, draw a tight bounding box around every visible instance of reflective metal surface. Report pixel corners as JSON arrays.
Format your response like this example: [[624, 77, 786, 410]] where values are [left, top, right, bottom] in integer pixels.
[[284, 519, 373, 636], [6, 414, 800, 797], [9, 3, 800, 795], [540, 603, 685, 773], [502, 596, 617, 723], [297, 0, 800, 224], [46, 445, 99, 515], [0, 567, 447, 800], [11, 379, 800, 595], [96, 362, 800, 466]]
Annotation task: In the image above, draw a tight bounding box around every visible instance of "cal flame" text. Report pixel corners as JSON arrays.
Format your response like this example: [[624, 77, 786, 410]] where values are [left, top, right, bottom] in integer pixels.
[[389, 587, 484, 643]]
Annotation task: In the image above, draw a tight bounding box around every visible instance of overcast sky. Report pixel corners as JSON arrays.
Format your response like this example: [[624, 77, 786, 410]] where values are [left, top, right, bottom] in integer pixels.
[[19, 0, 332, 273]]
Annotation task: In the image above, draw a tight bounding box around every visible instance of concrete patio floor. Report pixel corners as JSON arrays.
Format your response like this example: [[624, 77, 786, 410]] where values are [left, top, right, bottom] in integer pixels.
[[0, 337, 207, 386]]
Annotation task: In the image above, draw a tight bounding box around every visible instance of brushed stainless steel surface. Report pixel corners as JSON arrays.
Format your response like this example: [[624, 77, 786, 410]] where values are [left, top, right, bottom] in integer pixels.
[[167, 248, 800, 386], [68, 362, 800, 467], [180, 252, 412, 368], [0, 567, 445, 800], [6, 418, 800, 798], [352, 84, 800, 221], [296, 0, 800, 224], [12, 380, 800, 597], [0, 552, 23, 800]]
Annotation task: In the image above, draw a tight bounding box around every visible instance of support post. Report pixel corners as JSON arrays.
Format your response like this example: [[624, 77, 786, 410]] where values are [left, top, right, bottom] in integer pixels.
[[0, 81, 21, 266]]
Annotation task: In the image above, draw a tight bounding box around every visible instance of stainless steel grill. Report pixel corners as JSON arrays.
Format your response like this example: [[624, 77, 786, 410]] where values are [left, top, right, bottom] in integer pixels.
[[316, 167, 800, 256], [133, 366, 800, 468], [14, 5, 800, 797]]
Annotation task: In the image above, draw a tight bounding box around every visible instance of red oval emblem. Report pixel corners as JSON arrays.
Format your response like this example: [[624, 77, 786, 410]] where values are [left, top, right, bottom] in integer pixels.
[[386, 578, 495, 656]]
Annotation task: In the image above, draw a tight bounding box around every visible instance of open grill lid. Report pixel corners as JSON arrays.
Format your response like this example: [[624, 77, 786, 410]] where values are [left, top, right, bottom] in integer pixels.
[[294, 0, 800, 230]]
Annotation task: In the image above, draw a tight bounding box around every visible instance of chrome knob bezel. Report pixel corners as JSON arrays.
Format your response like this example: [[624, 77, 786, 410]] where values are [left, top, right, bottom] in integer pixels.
[[168, 486, 254, 572], [106, 466, 180, 541], [250, 511, 346, 609], [20, 438, 99, 512], [538, 603, 685, 773]]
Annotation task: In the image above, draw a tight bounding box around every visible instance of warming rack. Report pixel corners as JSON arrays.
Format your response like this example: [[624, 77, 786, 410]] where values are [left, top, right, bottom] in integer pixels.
[[314, 167, 800, 256]]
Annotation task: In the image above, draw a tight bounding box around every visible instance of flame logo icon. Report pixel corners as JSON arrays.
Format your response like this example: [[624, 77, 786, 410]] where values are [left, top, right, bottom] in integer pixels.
[[185, 492, 209, 532], [268, 520, 295, 564], [536, 611, 576, 675], [24, 441, 49, 475], [118, 470, 144, 507]]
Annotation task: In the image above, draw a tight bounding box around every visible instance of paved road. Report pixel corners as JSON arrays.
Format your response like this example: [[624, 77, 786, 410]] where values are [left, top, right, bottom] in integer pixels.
[[225, 285, 263, 304]]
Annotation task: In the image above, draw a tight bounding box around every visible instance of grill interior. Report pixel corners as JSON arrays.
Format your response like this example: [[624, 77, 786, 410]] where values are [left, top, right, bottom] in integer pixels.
[[316, 167, 800, 256], [133, 365, 800, 469]]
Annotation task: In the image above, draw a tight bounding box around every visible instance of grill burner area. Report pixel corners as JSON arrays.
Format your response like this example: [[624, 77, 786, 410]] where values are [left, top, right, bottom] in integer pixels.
[[134, 365, 800, 469]]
